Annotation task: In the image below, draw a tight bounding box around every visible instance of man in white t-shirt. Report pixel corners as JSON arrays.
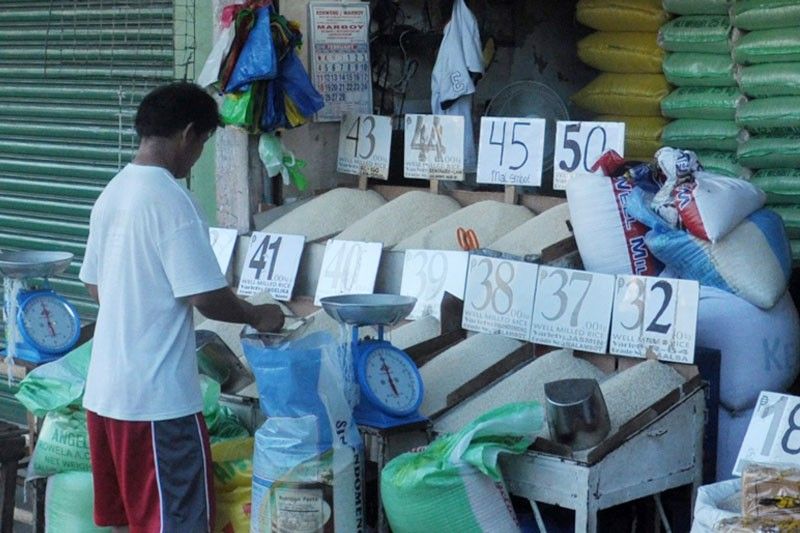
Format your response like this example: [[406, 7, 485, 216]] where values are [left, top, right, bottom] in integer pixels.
[[79, 82, 284, 533]]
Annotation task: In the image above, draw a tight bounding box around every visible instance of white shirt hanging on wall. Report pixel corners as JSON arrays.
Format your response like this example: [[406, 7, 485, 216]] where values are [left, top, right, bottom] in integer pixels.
[[431, 0, 484, 174]]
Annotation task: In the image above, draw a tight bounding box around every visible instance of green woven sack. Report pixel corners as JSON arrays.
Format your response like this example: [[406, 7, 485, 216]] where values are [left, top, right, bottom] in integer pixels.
[[657, 16, 733, 54], [661, 87, 746, 120], [734, 28, 800, 64], [738, 63, 800, 98], [662, 119, 745, 151], [791, 240, 800, 266], [768, 206, 800, 239], [662, 53, 736, 87], [733, 0, 800, 30], [736, 97, 800, 135], [738, 136, 800, 168], [751, 169, 800, 204], [663, 0, 731, 15], [696, 150, 752, 179]]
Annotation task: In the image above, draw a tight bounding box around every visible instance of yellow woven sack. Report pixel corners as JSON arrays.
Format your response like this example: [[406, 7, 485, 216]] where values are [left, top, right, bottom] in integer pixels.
[[571, 74, 670, 116], [576, 0, 670, 32], [212, 437, 254, 533], [597, 115, 667, 160], [577, 32, 664, 73]]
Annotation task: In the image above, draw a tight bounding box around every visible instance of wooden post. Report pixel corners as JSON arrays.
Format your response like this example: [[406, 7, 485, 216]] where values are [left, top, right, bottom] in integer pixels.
[[429, 179, 441, 194], [504, 185, 518, 204], [357, 174, 368, 190]]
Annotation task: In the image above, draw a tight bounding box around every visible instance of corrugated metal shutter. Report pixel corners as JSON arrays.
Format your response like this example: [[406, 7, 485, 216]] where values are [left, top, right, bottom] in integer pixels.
[[0, 1, 181, 326]]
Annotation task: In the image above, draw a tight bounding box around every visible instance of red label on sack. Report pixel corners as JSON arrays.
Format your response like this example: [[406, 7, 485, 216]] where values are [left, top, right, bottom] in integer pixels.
[[673, 182, 709, 241], [611, 177, 664, 276]]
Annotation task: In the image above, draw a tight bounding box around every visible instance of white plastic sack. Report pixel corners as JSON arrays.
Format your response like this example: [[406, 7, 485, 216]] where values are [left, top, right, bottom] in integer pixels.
[[567, 174, 664, 276], [718, 406, 755, 482], [197, 25, 235, 88], [696, 286, 800, 411], [45, 471, 111, 533], [690, 479, 741, 533]]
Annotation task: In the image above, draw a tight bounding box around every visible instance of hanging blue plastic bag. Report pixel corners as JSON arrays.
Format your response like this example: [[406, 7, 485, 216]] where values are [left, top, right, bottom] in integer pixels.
[[260, 79, 287, 132], [280, 50, 324, 119], [225, 5, 278, 93]]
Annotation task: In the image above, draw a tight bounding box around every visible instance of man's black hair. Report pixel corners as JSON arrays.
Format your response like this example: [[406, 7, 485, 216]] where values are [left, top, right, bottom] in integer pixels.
[[134, 82, 221, 138]]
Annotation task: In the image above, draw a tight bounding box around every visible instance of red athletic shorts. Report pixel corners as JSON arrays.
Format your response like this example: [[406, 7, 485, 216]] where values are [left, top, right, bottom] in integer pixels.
[[86, 410, 215, 533]]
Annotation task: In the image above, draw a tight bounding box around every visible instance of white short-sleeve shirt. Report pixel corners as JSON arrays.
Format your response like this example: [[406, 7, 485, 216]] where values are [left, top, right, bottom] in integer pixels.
[[80, 164, 227, 421]]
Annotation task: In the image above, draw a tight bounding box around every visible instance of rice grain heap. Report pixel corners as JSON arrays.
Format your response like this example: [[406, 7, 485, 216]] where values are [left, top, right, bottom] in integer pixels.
[[488, 202, 572, 257]]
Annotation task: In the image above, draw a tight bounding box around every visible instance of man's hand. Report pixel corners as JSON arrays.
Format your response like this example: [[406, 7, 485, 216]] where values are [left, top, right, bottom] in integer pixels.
[[248, 303, 285, 333]]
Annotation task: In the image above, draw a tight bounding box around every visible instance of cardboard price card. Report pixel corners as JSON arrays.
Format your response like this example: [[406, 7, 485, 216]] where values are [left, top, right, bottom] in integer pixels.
[[238, 232, 305, 301], [400, 250, 469, 320], [404, 114, 464, 181], [314, 240, 382, 305], [477, 117, 546, 186], [530, 267, 616, 354], [734, 392, 800, 476], [552, 121, 625, 190], [461, 255, 538, 341], [209, 227, 238, 276], [337, 114, 392, 179], [610, 276, 699, 363]]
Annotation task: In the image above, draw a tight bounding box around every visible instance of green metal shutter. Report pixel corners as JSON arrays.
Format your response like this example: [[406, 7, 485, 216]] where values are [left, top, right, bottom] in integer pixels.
[[0, 1, 186, 323]]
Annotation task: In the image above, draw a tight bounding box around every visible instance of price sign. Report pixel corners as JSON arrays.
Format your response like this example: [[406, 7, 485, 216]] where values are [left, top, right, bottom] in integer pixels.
[[404, 114, 465, 181], [337, 114, 392, 179], [530, 267, 615, 354], [462, 255, 538, 341], [209, 227, 238, 276], [610, 276, 699, 363], [238, 232, 305, 301], [552, 121, 625, 190], [314, 240, 382, 305], [400, 250, 469, 320], [733, 392, 800, 476], [477, 117, 546, 186]]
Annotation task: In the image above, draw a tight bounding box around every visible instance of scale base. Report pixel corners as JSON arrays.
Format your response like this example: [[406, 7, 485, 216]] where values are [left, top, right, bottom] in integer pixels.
[[353, 403, 428, 430], [1, 344, 63, 365]]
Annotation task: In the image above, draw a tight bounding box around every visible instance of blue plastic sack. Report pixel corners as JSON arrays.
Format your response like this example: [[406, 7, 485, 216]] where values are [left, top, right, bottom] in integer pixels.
[[280, 50, 324, 118], [225, 6, 278, 93], [260, 79, 286, 132], [627, 187, 791, 309]]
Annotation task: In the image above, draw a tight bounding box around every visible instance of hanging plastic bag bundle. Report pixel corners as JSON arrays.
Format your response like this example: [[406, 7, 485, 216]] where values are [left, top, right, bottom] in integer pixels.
[[220, 83, 266, 131], [225, 5, 278, 93], [218, 8, 257, 91]]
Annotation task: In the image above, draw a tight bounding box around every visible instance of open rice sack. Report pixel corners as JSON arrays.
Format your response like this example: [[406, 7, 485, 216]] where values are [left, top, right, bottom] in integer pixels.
[[734, 28, 800, 65], [571, 73, 670, 116], [735, 96, 800, 135], [657, 16, 735, 54], [575, 0, 669, 32], [661, 87, 746, 121], [663, 0, 732, 15], [737, 63, 800, 98], [661, 119, 747, 152], [597, 115, 666, 160], [576, 32, 663, 73], [733, 0, 800, 31], [737, 135, 800, 169], [662, 52, 736, 87], [751, 168, 800, 204]]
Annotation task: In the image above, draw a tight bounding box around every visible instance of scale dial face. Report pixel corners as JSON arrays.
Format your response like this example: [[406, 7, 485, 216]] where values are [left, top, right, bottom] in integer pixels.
[[18, 291, 80, 354], [359, 344, 423, 416]]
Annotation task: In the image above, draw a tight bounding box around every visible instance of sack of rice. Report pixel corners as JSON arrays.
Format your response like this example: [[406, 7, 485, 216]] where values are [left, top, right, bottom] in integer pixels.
[[717, 406, 753, 482], [696, 286, 800, 412], [657, 16, 734, 54], [733, 0, 800, 31], [661, 119, 746, 152], [663, 0, 731, 15], [695, 150, 752, 179], [575, 0, 669, 32], [626, 188, 791, 309], [769, 206, 800, 238], [571, 73, 670, 116], [662, 52, 736, 87], [577, 32, 663, 73], [597, 115, 666, 160], [792, 239, 800, 265], [488, 202, 572, 258], [751, 168, 800, 203], [567, 174, 664, 276], [735, 97, 800, 135], [336, 191, 461, 249], [260, 188, 386, 242], [737, 63, 800, 98], [691, 478, 741, 528], [738, 136, 800, 169], [661, 87, 746, 121], [394, 200, 533, 251], [734, 28, 800, 65]]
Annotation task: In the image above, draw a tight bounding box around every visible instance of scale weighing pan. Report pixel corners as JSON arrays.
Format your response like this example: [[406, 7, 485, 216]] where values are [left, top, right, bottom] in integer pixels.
[[0, 251, 74, 279], [320, 294, 416, 327]]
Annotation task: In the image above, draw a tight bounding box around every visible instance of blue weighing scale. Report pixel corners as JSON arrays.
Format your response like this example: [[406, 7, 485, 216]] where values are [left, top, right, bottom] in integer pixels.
[[320, 294, 427, 429], [1, 251, 81, 364]]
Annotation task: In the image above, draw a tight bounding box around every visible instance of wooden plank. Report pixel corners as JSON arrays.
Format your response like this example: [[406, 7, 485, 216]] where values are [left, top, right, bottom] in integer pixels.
[[429, 179, 441, 194], [357, 174, 368, 190], [504, 185, 517, 204]]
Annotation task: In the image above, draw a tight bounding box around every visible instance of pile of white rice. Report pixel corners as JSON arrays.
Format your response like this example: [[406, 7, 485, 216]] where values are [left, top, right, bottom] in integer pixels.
[[336, 191, 461, 248], [488, 202, 572, 257], [394, 200, 533, 251], [260, 188, 386, 242]]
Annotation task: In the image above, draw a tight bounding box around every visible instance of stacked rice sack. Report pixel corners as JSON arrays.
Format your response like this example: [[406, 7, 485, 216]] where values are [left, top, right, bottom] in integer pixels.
[[731, 0, 800, 265], [658, 0, 751, 179], [567, 147, 800, 480], [572, 0, 670, 161]]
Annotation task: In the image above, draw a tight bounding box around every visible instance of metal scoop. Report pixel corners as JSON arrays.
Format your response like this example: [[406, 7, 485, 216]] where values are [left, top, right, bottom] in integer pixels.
[[545, 378, 611, 451]]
